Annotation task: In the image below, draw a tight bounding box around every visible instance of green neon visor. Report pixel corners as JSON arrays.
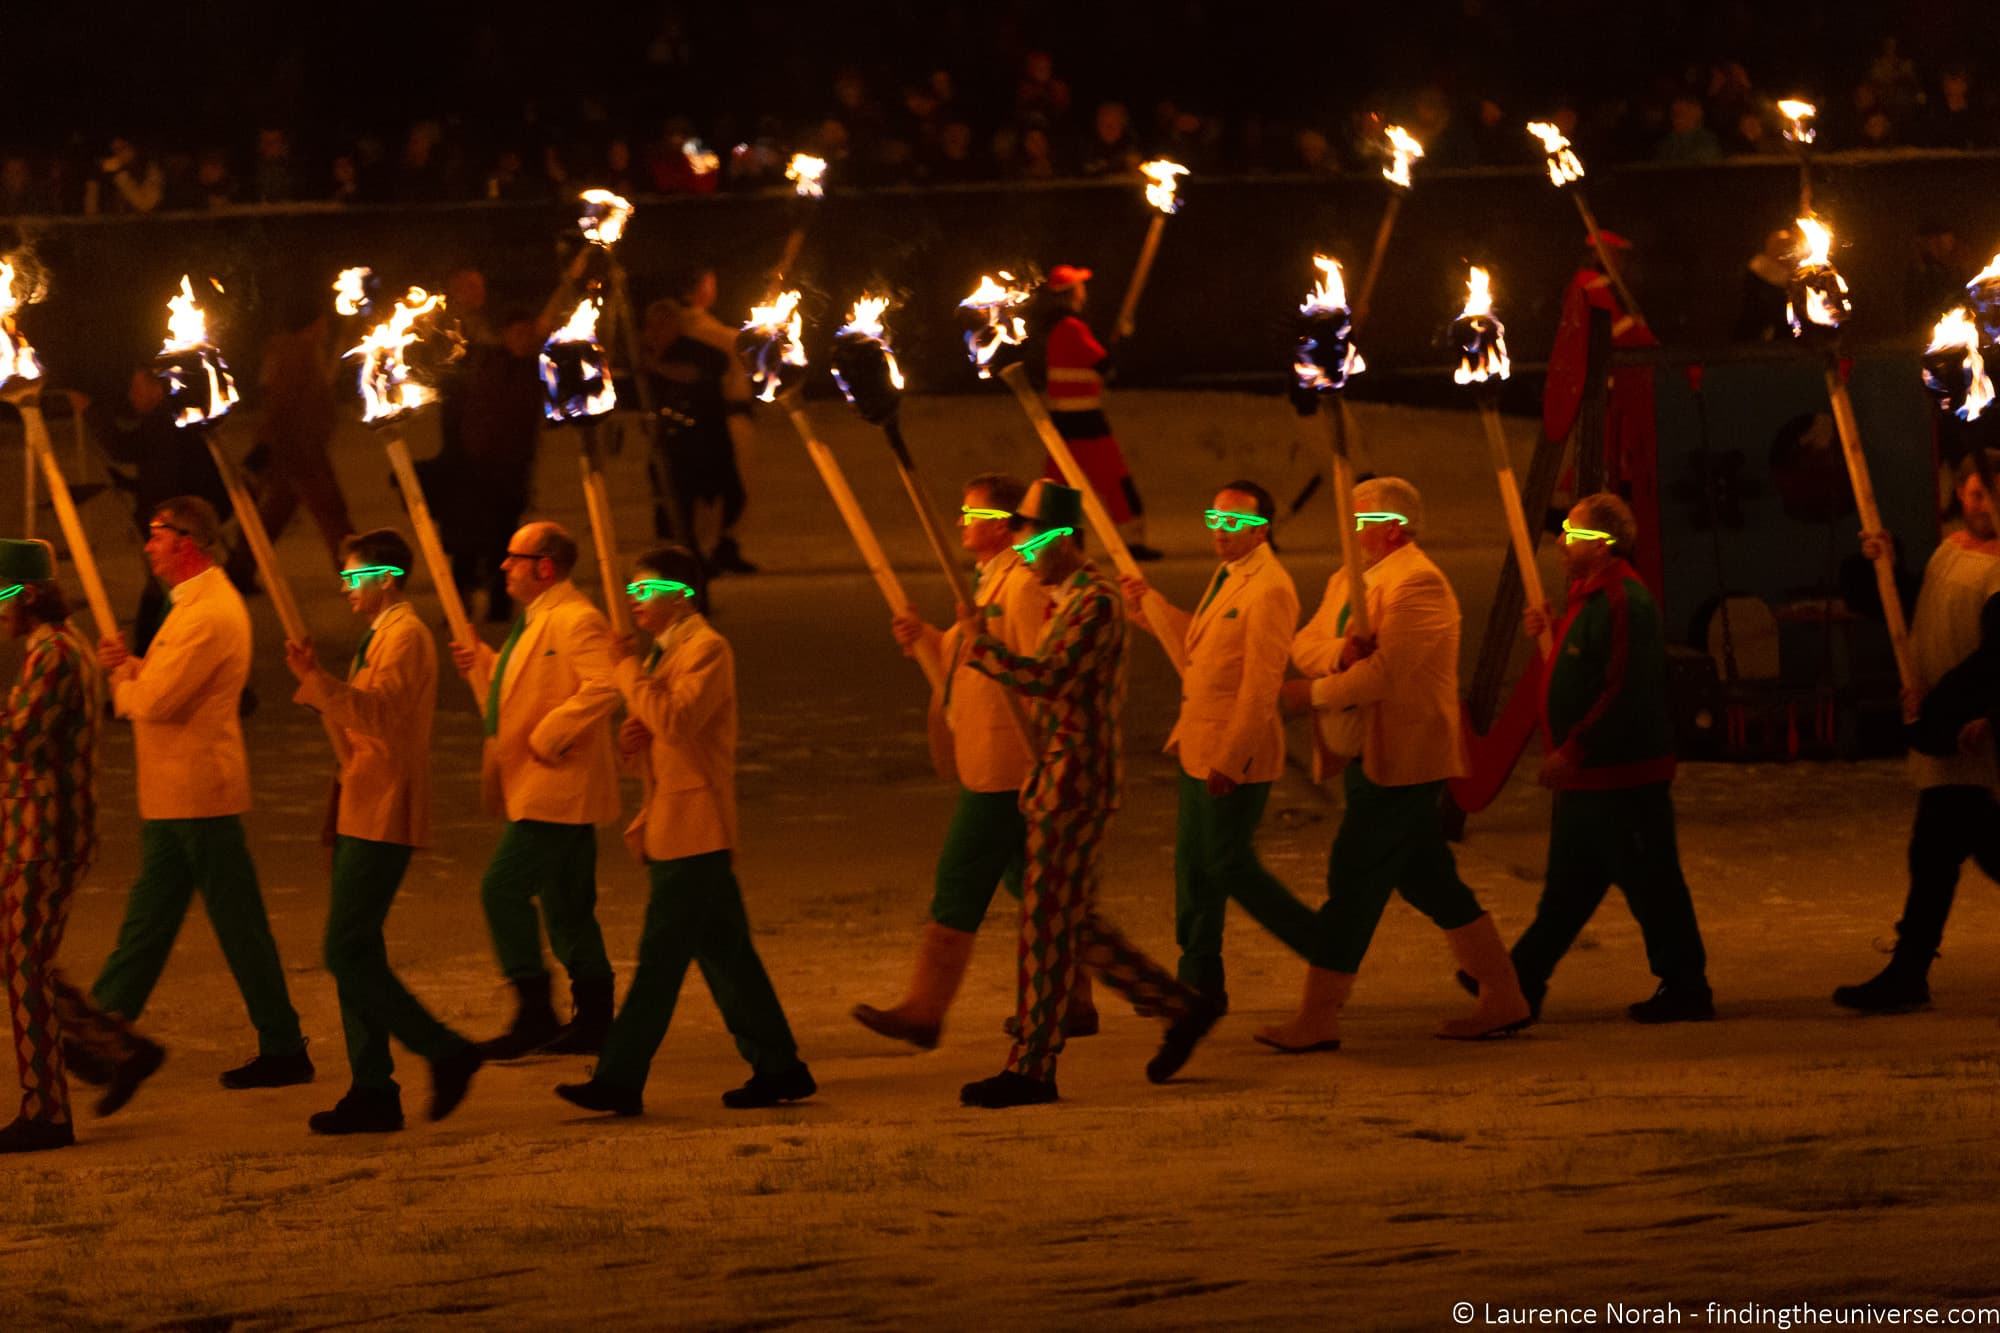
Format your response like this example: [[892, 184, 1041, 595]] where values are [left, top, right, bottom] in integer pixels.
[[1561, 519, 1614, 545], [1354, 511, 1408, 530], [338, 564, 405, 588], [0, 584, 23, 603], [1204, 509, 1269, 532], [626, 578, 696, 600], [960, 505, 1012, 525], [1013, 526, 1075, 563]]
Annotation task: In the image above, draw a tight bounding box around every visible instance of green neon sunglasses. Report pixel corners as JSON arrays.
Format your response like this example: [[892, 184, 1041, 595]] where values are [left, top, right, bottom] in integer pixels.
[[1204, 509, 1269, 532], [626, 578, 696, 600], [1013, 526, 1076, 563], [338, 564, 405, 588], [1561, 519, 1614, 545], [0, 584, 23, 603], [961, 505, 1012, 525], [1354, 511, 1408, 530]]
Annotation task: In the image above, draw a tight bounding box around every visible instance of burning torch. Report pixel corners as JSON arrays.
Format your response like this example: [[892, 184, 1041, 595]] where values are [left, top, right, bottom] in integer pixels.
[[1450, 266, 1553, 660], [1527, 121, 1648, 331], [1777, 98, 1817, 212], [1111, 158, 1188, 341], [1787, 214, 1917, 693], [1352, 124, 1425, 331], [1, 260, 116, 643], [771, 153, 828, 282], [1968, 254, 2000, 348], [956, 272, 1033, 380], [1292, 254, 1373, 642], [541, 294, 632, 634]]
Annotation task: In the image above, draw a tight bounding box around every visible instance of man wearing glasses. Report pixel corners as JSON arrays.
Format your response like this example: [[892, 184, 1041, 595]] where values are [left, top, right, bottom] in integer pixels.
[[854, 472, 1083, 1050], [449, 522, 621, 1059], [1269, 476, 1534, 1050], [93, 498, 313, 1090], [284, 529, 484, 1133], [1118, 482, 1299, 1017], [557, 547, 815, 1115]]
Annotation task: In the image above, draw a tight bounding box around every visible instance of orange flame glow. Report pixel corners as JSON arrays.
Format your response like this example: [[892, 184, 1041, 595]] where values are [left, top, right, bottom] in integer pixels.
[[740, 289, 806, 403], [1777, 99, 1817, 146], [332, 266, 372, 318], [1452, 266, 1511, 385], [1927, 307, 1994, 422], [541, 297, 617, 419], [578, 188, 633, 246], [787, 153, 827, 199], [958, 271, 1032, 378], [1382, 124, 1425, 189], [1526, 121, 1584, 186], [0, 260, 42, 387], [159, 276, 240, 426], [346, 287, 448, 422], [1140, 158, 1189, 214], [838, 295, 905, 391]]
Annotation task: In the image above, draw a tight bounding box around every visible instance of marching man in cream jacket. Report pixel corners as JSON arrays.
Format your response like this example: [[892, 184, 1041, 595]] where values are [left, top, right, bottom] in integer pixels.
[[557, 546, 814, 1115], [1266, 476, 1533, 1051], [93, 497, 313, 1089], [450, 522, 621, 1059], [1120, 481, 1301, 1014], [286, 529, 483, 1134]]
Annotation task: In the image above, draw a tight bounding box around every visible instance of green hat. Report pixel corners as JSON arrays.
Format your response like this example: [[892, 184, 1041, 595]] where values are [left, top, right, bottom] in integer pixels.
[[1015, 479, 1084, 532], [0, 538, 55, 585]]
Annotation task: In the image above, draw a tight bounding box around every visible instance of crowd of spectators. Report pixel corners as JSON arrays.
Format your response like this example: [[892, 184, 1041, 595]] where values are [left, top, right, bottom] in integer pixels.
[[4, 4, 1999, 218]]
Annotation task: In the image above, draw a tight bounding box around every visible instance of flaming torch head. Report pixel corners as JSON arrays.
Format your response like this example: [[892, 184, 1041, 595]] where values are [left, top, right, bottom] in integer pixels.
[[737, 289, 808, 404], [1777, 99, 1817, 146], [830, 295, 906, 425], [578, 188, 634, 247], [1292, 255, 1366, 397], [539, 297, 617, 422], [332, 266, 377, 319], [681, 138, 720, 176], [1526, 121, 1585, 187], [1450, 266, 1512, 386], [1923, 307, 1995, 423], [346, 286, 464, 423], [1381, 124, 1424, 189], [787, 153, 827, 199], [956, 271, 1033, 379], [1139, 158, 1188, 214], [1968, 254, 2000, 346], [155, 276, 240, 428], [0, 260, 42, 390], [1786, 215, 1851, 342]]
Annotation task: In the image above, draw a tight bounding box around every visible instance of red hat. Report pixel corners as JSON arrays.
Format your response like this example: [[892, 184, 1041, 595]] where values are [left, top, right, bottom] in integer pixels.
[[1046, 264, 1093, 291], [1587, 230, 1633, 251]]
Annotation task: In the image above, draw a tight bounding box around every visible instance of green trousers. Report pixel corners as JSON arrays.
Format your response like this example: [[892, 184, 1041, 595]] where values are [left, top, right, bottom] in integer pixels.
[[594, 850, 800, 1092], [929, 788, 1027, 932], [91, 817, 305, 1056], [326, 836, 471, 1092], [1316, 767, 1485, 973], [480, 820, 613, 984], [1174, 773, 1312, 994]]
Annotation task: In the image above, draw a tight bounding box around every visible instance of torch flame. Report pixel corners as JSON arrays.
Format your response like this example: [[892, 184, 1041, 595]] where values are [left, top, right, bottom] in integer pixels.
[[1452, 265, 1512, 385], [0, 260, 42, 387], [740, 289, 806, 404], [1299, 254, 1351, 316], [1969, 254, 2000, 342], [540, 297, 617, 420], [1292, 254, 1365, 393], [1381, 124, 1425, 189], [1787, 214, 1851, 335], [957, 271, 1032, 378], [1796, 215, 1832, 268], [332, 266, 372, 318], [162, 275, 215, 352], [787, 153, 827, 199], [682, 138, 720, 176], [578, 188, 633, 247], [1972, 254, 2000, 291], [1139, 159, 1189, 214], [158, 275, 240, 426], [1526, 121, 1585, 186], [346, 286, 448, 422], [1777, 99, 1817, 146], [837, 295, 904, 391], [1925, 307, 1995, 422]]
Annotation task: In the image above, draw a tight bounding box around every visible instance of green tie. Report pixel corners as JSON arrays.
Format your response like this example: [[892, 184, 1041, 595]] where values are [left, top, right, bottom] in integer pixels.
[[1199, 567, 1229, 612], [484, 615, 526, 737], [643, 643, 663, 672], [351, 627, 376, 677]]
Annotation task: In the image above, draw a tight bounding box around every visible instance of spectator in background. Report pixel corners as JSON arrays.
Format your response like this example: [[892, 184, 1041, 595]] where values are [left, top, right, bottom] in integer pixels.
[[1925, 67, 1993, 149], [1861, 107, 1898, 148], [329, 152, 362, 204], [1868, 36, 1923, 119], [1408, 85, 1466, 166], [485, 146, 542, 201], [1655, 94, 1722, 162], [725, 118, 786, 188], [0, 154, 55, 215], [396, 121, 446, 202], [1728, 110, 1774, 156], [1080, 101, 1140, 177], [252, 128, 296, 203], [193, 147, 237, 209], [1294, 127, 1341, 176], [926, 120, 984, 183], [1842, 80, 1888, 147], [1469, 97, 1526, 165], [1907, 222, 1969, 330], [83, 137, 163, 214], [1015, 51, 1072, 130], [441, 309, 543, 622], [1734, 227, 1796, 342], [601, 136, 643, 197], [1015, 124, 1058, 180]]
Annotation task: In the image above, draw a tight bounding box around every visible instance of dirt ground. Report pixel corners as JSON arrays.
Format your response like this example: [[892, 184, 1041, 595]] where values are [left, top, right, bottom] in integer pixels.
[[5, 393, 2000, 1329]]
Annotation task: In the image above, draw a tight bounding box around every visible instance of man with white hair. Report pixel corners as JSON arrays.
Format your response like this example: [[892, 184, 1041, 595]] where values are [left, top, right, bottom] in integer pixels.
[[1267, 476, 1533, 1050]]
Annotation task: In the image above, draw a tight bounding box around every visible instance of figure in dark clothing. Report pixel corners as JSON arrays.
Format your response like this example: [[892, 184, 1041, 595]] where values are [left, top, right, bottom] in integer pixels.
[[433, 311, 543, 623]]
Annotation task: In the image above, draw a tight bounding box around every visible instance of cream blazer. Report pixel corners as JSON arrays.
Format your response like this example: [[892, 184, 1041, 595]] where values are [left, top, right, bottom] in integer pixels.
[[110, 565, 252, 820], [614, 614, 737, 862], [1293, 542, 1468, 788], [293, 601, 435, 847], [936, 549, 1050, 793], [1154, 543, 1298, 784], [470, 582, 621, 825]]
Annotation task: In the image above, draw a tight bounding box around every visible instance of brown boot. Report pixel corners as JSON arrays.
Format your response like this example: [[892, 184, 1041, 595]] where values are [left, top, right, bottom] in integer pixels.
[[1438, 913, 1534, 1040], [1253, 966, 1354, 1053], [852, 923, 977, 1050]]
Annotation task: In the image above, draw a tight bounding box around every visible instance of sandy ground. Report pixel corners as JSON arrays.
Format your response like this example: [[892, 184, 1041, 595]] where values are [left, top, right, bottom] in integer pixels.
[[5, 393, 2000, 1329]]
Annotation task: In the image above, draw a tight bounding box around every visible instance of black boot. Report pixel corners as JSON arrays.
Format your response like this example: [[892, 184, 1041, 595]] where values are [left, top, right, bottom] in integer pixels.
[[221, 1044, 315, 1090], [308, 1087, 404, 1135], [478, 974, 562, 1060], [97, 1037, 166, 1116], [541, 974, 615, 1055], [1628, 978, 1716, 1024], [1146, 993, 1223, 1085], [1833, 950, 1933, 1013], [427, 1044, 484, 1122], [721, 1063, 817, 1109], [555, 1076, 642, 1117], [0, 1116, 75, 1154], [960, 1070, 1058, 1109]]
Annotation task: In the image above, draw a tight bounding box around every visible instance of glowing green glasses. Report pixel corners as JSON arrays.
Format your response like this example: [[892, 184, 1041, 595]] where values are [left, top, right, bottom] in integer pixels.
[[1354, 511, 1408, 531], [626, 578, 695, 601], [338, 565, 404, 588], [1561, 519, 1614, 546], [961, 505, 1012, 525], [1204, 509, 1269, 533], [0, 584, 23, 603], [1013, 526, 1075, 563]]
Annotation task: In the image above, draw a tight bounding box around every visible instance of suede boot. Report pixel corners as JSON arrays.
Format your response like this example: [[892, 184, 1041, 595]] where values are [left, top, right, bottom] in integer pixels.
[[1253, 966, 1354, 1053], [853, 923, 977, 1050], [1438, 914, 1534, 1039]]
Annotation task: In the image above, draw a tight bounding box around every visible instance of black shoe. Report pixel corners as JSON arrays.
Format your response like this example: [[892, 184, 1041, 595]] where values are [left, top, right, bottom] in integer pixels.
[[478, 974, 562, 1060], [97, 1038, 166, 1117], [540, 974, 614, 1055], [960, 1070, 1058, 1109], [1628, 980, 1716, 1024], [1128, 543, 1164, 562], [709, 537, 760, 575], [555, 1077, 642, 1117], [308, 1088, 404, 1135], [60, 1037, 113, 1088], [1456, 969, 1545, 1022], [427, 1045, 484, 1123], [1833, 955, 1932, 1013], [0, 1116, 75, 1154], [1146, 994, 1223, 1085], [220, 1046, 315, 1090], [721, 1063, 817, 1109]]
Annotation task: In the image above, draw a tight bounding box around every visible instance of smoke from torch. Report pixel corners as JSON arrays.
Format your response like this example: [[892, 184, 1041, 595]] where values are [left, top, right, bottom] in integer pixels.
[[1924, 307, 1995, 423], [1968, 254, 2000, 346], [1526, 121, 1585, 186], [0, 260, 43, 387], [578, 188, 634, 247], [1451, 266, 1512, 385], [346, 286, 464, 423], [1293, 255, 1365, 395], [1787, 215, 1851, 339], [831, 295, 906, 425], [540, 297, 617, 421], [957, 272, 1033, 379], [1139, 158, 1188, 214], [1777, 99, 1817, 145], [787, 153, 827, 199], [157, 276, 240, 427], [738, 289, 807, 404], [1382, 124, 1424, 189]]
